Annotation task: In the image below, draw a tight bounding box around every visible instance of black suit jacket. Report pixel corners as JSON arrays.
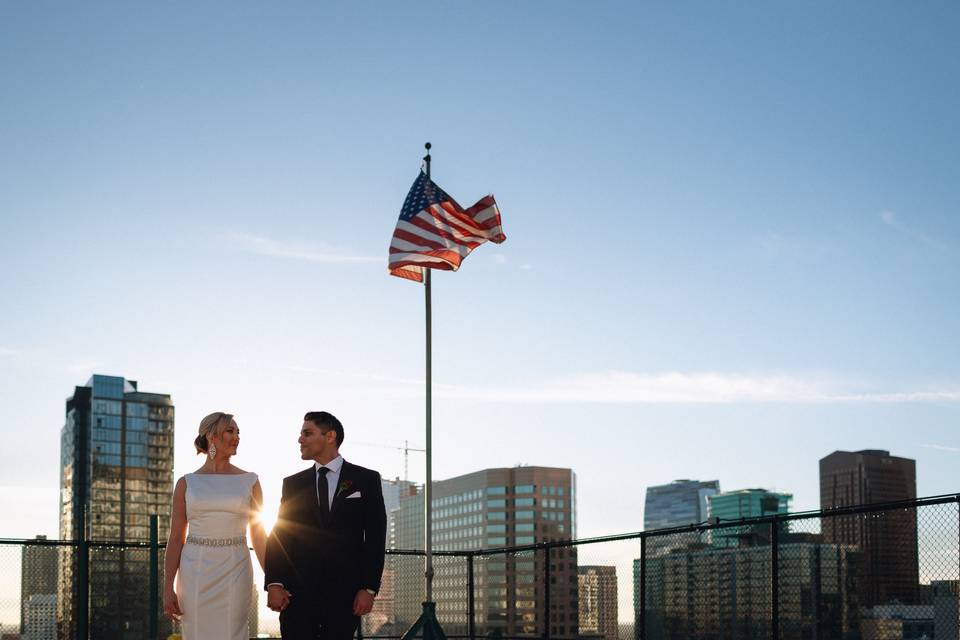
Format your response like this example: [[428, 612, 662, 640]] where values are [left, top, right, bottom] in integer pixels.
[[264, 460, 387, 603]]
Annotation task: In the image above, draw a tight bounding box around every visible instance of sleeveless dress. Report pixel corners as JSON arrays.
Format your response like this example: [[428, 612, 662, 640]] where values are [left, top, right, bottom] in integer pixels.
[[177, 472, 258, 640]]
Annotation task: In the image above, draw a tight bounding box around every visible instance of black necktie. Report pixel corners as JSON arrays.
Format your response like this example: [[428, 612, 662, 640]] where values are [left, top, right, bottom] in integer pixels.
[[317, 466, 331, 520]]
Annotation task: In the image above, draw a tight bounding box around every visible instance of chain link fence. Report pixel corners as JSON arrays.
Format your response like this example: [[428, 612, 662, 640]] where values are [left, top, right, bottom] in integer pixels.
[[1, 495, 957, 639]]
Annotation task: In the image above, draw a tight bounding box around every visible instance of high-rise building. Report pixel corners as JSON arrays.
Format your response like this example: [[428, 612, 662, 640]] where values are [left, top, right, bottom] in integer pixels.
[[58, 374, 175, 639], [20, 536, 57, 636], [644, 480, 720, 556], [644, 479, 720, 530], [392, 466, 577, 638], [707, 488, 792, 547], [635, 535, 860, 640], [578, 566, 618, 640], [383, 477, 418, 548], [931, 581, 959, 640], [23, 594, 57, 640], [362, 478, 417, 637], [820, 449, 918, 606], [390, 485, 426, 632]]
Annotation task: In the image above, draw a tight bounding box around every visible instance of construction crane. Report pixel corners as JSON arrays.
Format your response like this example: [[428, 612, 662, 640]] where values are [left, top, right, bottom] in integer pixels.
[[352, 440, 426, 482]]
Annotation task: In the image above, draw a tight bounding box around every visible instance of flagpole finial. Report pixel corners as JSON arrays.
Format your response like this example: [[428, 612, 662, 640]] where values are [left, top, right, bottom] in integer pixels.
[[423, 142, 432, 178]]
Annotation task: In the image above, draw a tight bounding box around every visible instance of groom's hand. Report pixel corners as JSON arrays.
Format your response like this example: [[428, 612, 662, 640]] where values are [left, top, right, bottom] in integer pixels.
[[353, 589, 375, 616], [267, 585, 291, 612]]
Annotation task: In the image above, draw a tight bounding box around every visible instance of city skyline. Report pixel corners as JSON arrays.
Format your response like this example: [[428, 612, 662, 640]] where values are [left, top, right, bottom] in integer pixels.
[[2, 436, 951, 634]]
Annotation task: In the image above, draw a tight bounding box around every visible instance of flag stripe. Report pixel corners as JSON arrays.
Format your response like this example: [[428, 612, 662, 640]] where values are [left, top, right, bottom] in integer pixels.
[[432, 203, 487, 239], [390, 251, 462, 267], [389, 265, 424, 282], [390, 239, 473, 258], [392, 226, 450, 252], [389, 248, 465, 266], [408, 215, 483, 249], [431, 203, 503, 239]]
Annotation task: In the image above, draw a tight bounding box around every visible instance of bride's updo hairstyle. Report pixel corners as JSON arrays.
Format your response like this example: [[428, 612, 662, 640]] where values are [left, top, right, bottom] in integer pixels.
[[194, 412, 234, 455]]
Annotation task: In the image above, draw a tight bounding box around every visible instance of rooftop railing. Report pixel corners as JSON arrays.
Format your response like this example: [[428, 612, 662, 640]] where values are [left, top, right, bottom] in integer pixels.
[[2, 493, 957, 639]]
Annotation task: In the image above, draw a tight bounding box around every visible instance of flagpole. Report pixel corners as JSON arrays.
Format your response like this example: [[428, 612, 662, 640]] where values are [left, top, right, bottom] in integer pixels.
[[423, 141, 434, 604], [400, 143, 449, 640]]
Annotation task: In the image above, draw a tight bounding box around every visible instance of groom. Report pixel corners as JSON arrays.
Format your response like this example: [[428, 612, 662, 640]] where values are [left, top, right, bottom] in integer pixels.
[[265, 411, 387, 639]]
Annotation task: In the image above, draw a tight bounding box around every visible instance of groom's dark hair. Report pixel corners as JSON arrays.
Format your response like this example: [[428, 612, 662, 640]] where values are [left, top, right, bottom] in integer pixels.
[[304, 411, 344, 447]]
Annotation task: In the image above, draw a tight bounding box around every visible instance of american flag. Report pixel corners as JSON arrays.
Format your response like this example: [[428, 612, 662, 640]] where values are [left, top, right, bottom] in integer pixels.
[[388, 172, 506, 282]]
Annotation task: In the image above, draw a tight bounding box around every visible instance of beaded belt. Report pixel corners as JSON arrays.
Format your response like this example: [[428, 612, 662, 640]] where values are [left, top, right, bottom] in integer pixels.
[[186, 535, 247, 547]]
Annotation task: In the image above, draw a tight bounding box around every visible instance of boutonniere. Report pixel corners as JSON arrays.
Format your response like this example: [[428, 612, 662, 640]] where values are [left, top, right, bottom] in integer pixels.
[[336, 479, 353, 498]]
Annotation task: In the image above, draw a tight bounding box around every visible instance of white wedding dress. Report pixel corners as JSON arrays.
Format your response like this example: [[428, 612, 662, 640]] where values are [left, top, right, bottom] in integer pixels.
[[177, 472, 258, 640]]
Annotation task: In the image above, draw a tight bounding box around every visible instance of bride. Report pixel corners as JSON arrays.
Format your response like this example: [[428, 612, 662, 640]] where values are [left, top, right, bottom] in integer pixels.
[[163, 412, 267, 639]]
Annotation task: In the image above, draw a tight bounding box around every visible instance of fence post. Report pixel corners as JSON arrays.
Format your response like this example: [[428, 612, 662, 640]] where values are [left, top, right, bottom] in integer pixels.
[[149, 514, 159, 640], [77, 508, 89, 639], [638, 535, 646, 640], [771, 518, 779, 640], [467, 554, 476, 640], [543, 546, 551, 640]]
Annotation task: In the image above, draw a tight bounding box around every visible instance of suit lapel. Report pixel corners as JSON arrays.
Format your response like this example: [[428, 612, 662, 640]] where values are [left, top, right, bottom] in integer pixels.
[[331, 461, 356, 513]]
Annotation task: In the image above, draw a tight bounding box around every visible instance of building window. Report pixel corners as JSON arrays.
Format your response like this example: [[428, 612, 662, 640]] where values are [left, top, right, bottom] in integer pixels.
[[515, 484, 535, 494], [487, 537, 507, 546], [516, 523, 535, 532], [515, 535, 535, 545], [516, 510, 534, 520], [486, 524, 506, 534], [487, 499, 506, 508], [515, 497, 535, 507], [487, 486, 506, 496], [488, 511, 506, 521]]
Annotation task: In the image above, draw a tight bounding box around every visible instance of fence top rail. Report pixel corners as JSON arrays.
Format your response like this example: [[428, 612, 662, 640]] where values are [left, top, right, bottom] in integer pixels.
[[0, 537, 79, 546], [1, 493, 956, 552]]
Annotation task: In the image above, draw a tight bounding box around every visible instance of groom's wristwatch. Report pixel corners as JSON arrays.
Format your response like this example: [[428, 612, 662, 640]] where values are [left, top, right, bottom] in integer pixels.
[[364, 589, 377, 596]]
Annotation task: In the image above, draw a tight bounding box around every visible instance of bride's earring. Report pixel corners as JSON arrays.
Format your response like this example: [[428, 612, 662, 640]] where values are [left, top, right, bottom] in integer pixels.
[[208, 443, 218, 460]]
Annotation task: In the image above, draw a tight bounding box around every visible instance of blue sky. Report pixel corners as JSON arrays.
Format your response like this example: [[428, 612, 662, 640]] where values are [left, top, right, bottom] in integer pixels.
[[1, 1, 959, 548]]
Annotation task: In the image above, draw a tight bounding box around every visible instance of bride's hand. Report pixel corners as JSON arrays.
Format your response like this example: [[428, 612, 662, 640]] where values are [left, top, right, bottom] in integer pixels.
[[163, 588, 183, 621]]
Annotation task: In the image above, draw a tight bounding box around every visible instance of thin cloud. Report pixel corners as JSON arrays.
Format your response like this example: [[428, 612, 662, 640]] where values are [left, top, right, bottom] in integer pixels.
[[434, 371, 829, 404], [433, 372, 960, 404], [921, 444, 960, 453], [879, 210, 948, 251], [289, 367, 960, 405], [492, 254, 508, 265], [0, 346, 16, 357], [224, 231, 381, 264]]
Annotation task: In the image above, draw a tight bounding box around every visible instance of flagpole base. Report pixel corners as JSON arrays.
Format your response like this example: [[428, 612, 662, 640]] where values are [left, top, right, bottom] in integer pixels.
[[401, 601, 447, 640]]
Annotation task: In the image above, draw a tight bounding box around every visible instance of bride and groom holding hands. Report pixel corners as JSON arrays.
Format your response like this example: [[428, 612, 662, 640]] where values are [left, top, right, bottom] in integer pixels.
[[163, 410, 387, 640]]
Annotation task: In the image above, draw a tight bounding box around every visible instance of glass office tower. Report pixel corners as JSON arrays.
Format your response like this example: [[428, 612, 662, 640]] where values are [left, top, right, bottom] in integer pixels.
[[392, 466, 577, 638], [644, 479, 720, 556], [58, 374, 174, 639], [708, 488, 792, 547]]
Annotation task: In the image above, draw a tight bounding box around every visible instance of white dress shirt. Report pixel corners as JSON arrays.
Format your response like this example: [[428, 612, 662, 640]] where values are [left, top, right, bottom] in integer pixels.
[[315, 455, 344, 507]]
